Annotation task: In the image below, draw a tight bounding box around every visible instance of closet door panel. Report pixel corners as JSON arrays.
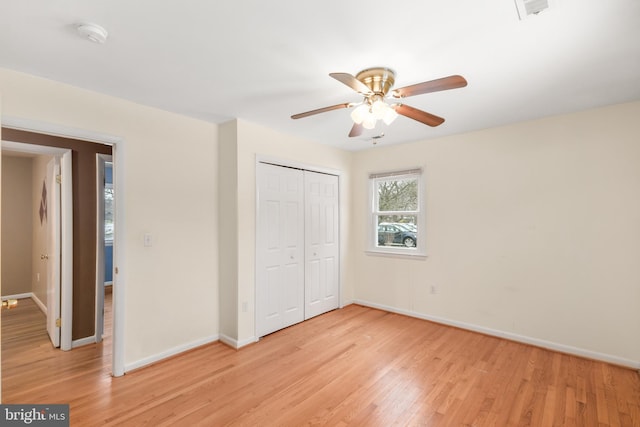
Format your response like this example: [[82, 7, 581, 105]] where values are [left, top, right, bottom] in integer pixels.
[[305, 171, 340, 319], [257, 163, 304, 337]]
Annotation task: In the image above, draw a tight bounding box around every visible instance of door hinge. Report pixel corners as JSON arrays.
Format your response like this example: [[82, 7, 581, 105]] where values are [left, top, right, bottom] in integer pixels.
[[56, 174, 62, 184], [56, 318, 61, 328]]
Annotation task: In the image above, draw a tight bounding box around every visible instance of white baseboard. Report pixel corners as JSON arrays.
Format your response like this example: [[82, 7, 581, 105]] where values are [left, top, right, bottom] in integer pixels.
[[2, 292, 32, 300], [219, 333, 258, 349], [2, 292, 48, 315], [352, 299, 640, 370], [124, 334, 219, 373], [72, 336, 96, 348], [30, 293, 47, 315], [340, 299, 354, 309]]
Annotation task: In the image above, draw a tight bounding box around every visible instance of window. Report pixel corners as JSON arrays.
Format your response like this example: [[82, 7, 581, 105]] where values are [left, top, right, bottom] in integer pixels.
[[368, 168, 425, 257], [104, 162, 114, 243]]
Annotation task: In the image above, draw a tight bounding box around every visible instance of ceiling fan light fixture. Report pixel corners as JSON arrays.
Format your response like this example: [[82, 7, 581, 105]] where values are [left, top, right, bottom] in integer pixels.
[[350, 104, 369, 124], [382, 107, 398, 125], [291, 68, 467, 137], [371, 100, 388, 120], [362, 116, 377, 130]]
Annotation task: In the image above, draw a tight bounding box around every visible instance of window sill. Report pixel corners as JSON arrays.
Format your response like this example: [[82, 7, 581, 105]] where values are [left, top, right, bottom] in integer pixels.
[[365, 249, 427, 260]]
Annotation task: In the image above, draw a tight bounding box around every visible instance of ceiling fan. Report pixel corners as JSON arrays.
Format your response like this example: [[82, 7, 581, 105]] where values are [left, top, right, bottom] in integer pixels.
[[291, 67, 467, 138]]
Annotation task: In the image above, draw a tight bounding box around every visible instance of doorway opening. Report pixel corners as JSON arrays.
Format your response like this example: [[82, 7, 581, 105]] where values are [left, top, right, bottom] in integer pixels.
[[96, 156, 113, 344], [1, 142, 72, 349], [1, 124, 122, 390]]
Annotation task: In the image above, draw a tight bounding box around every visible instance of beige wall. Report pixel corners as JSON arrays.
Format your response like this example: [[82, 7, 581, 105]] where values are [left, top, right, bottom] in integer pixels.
[[1, 155, 32, 296], [352, 101, 640, 365], [218, 120, 239, 340], [219, 119, 354, 344], [0, 68, 219, 369]]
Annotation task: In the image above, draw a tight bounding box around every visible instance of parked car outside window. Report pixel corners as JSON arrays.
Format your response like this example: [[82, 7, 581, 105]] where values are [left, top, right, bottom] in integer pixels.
[[393, 222, 417, 233], [377, 223, 417, 247]]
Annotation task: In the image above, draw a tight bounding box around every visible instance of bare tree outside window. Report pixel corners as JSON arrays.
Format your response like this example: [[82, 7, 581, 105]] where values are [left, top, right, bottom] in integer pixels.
[[372, 172, 421, 249]]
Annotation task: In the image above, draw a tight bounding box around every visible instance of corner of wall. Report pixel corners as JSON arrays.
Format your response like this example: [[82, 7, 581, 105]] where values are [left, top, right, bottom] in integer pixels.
[[217, 121, 239, 340]]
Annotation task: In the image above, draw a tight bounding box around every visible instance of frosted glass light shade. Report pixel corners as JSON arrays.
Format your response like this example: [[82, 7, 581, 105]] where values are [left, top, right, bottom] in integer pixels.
[[371, 100, 388, 120], [352, 100, 396, 129], [382, 107, 398, 125], [350, 104, 369, 124], [362, 115, 376, 129]]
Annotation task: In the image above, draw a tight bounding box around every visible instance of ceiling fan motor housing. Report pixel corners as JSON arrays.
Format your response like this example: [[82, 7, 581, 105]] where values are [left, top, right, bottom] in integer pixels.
[[356, 67, 396, 95]]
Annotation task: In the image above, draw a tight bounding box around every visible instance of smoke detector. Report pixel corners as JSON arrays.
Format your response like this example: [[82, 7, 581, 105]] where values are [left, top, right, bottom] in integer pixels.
[[76, 23, 108, 44], [515, 0, 549, 20]]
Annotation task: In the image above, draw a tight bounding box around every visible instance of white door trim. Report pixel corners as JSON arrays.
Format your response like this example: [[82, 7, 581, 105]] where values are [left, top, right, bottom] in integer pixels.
[[256, 155, 343, 177], [59, 150, 73, 351], [1, 116, 126, 377], [95, 154, 112, 344]]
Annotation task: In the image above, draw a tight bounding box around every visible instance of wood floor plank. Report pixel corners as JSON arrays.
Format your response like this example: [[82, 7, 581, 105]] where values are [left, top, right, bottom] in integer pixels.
[[3, 300, 640, 426]]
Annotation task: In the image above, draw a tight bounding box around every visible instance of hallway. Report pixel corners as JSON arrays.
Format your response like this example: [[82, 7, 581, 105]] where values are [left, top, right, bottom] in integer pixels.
[[1, 289, 112, 400]]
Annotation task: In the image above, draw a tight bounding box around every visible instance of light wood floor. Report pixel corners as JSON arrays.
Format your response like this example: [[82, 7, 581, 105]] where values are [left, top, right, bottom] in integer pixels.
[[2, 298, 639, 426]]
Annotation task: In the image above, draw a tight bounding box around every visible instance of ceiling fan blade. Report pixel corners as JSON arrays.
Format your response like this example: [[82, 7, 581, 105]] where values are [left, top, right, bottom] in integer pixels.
[[393, 104, 445, 127], [348, 123, 363, 138], [329, 73, 373, 95], [392, 75, 467, 99], [291, 102, 352, 119]]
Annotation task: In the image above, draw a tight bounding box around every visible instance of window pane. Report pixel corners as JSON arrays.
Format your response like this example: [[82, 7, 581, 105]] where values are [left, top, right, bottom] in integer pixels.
[[105, 162, 114, 243], [376, 177, 418, 212], [376, 215, 418, 248], [105, 186, 114, 242]]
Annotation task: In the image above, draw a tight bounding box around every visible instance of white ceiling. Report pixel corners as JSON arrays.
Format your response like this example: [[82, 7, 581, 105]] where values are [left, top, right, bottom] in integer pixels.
[[1, 0, 639, 151]]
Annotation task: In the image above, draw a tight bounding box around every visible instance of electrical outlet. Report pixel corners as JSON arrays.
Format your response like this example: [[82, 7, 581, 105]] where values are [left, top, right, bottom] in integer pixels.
[[430, 285, 437, 294]]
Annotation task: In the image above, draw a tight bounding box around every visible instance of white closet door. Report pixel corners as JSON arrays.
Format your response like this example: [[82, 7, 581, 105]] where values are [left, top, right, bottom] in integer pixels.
[[304, 170, 339, 319], [256, 163, 305, 337]]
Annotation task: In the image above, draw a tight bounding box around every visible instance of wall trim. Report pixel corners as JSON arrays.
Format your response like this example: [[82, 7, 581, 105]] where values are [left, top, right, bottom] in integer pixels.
[[256, 154, 343, 177], [3, 293, 77, 341], [339, 298, 354, 309], [31, 293, 47, 315], [1, 293, 48, 315], [124, 334, 220, 373], [2, 292, 32, 300], [352, 299, 640, 370], [2, 116, 122, 145], [219, 334, 258, 350], [72, 336, 96, 348]]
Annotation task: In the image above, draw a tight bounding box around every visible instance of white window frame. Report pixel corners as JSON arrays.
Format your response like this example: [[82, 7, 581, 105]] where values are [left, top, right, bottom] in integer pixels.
[[366, 168, 426, 258]]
